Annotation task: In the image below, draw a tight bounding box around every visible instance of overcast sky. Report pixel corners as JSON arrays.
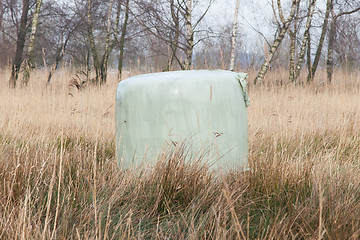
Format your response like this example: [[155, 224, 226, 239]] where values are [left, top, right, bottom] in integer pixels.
[[201, 0, 328, 53], [202, 0, 275, 51]]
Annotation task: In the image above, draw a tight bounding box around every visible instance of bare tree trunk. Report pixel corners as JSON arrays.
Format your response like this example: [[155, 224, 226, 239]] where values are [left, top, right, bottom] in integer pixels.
[[164, 0, 180, 72], [86, 46, 91, 82], [9, 0, 29, 88], [229, 0, 240, 71], [275, 0, 299, 82], [0, 1, 4, 52], [0, 2, 3, 32], [99, 0, 115, 84], [289, 1, 301, 82], [130, 0, 212, 71], [88, 0, 119, 84], [254, 0, 298, 85], [306, 32, 312, 78], [87, 0, 100, 84], [47, 35, 71, 83], [288, 30, 296, 81], [22, 0, 42, 87], [165, 27, 179, 71], [47, 46, 64, 84], [294, 0, 316, 82], [326, 6, 360, 83], [118, 0, 130, 80], [184, 0, 193, 70], [326, 10, 336, 83], [307, 0, 332, 83]]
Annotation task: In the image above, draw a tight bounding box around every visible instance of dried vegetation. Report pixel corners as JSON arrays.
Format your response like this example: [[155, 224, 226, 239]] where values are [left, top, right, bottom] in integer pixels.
[[0, 69, 360, 239]]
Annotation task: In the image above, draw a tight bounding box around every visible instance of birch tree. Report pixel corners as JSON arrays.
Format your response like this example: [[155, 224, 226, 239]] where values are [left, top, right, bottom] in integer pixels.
[[45, 2, 82, 83], [86, 0, 124, 84], [306, 28, 312, 76], [132, 0, 214, 71], [184, 0, 193, 69], [0, 2, 3, 35], [118, 0, 130, 80], [184, 0, 214, 70], [272, 0, 301, 82], [22, 0, 42, 87], [306, 0, 331, 83], [168, 0, 214, 70], [254, 0, 299, 85], [86, 0, 101, 84], [8, 0, 29, 88], [293, 0, 316, 82], [326, 3, 360, 83], [229, 0, 240, 71], [164, 0, 181, 71], [101, 0, 115, 82], [47, 25, 77, 83]]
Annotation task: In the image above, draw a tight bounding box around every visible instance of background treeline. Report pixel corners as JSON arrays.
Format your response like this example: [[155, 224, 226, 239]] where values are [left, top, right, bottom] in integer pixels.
[[0, 0, 359, 86]]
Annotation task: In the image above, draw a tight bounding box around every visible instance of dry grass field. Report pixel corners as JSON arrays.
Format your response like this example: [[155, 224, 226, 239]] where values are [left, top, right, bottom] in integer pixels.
[[0, 68, 360, 239]]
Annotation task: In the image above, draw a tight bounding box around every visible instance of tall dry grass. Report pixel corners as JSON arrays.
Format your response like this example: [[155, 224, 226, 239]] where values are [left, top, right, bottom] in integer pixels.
[[0, 68, 360, 239]]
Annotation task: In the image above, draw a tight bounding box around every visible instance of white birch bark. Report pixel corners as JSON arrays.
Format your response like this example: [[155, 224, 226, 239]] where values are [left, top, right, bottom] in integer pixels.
[[184, 0, 193, 70], [294, 0, 316, 82], [275, 0, 299, 82], [254, 0, 298, 85], [307, 0, 331, 83], [229, 0, 240, 71], [22, 0, 42, 87]]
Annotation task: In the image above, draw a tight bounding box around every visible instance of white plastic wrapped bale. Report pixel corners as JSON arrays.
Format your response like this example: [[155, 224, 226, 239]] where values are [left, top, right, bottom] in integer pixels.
[[115, 70, 249, 171]]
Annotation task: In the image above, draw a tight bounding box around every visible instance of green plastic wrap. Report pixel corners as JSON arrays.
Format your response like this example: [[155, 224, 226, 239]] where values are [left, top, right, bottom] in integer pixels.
[[116, 70, 249, 170]]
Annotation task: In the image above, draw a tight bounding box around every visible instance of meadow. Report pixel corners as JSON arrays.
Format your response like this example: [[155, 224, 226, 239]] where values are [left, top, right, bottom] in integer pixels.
[[0, 68, 360, 239]]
